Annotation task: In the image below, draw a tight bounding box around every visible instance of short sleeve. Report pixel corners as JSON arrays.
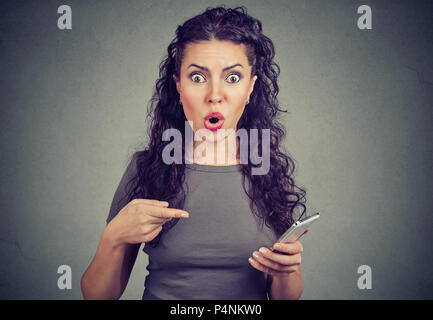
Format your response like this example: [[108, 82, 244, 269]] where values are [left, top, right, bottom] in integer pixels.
[[106, 153, 138, 224]]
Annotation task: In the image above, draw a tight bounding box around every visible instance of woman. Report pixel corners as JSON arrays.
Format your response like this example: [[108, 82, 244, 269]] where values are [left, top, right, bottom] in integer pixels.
[[81, 6, 307, 300]]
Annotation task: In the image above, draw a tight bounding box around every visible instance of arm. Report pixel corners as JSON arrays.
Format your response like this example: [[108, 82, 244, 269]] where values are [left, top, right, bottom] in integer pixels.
[[80, 226, 140, 300], [267, 265, 303, 300], [81, 199, 189, 300], [250, 239, 305, 300], [81, 153, 140, 300]]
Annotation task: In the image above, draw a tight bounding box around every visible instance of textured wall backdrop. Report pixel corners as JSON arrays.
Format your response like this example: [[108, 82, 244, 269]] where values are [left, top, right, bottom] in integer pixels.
[[0, 0, 432, 299]]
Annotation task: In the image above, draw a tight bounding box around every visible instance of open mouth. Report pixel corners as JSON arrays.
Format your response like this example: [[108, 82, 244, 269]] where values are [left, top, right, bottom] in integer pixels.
[[204, 112, 225, 131]]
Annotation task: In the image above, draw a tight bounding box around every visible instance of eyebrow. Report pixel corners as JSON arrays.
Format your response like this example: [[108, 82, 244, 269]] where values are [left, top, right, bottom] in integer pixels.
[[187, 63, 244, 72]]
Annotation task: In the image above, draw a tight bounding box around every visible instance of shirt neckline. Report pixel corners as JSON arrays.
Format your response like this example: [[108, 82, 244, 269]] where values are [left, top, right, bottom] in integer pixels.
[[185, 162, 242, 173]]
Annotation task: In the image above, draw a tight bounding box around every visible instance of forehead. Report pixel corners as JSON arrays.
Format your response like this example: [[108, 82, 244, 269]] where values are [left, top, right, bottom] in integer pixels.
[[182, 39, 250, 68]]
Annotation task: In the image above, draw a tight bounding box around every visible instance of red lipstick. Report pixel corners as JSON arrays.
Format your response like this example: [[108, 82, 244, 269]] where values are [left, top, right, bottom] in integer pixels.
[[204, 112, 225, 131]]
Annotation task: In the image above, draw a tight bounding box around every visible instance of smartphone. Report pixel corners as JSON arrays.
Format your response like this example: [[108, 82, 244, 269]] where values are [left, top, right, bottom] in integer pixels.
[[276, 212, 320, 244]]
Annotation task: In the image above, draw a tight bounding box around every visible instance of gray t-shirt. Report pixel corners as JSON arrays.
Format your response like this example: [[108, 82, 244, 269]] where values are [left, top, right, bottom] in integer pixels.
[[107, 156, 277, 300]]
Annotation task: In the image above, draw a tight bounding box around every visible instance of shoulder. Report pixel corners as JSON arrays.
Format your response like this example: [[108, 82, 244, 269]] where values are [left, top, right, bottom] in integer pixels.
[[124, 149, 150, 177], [105, 150, 145, 224]]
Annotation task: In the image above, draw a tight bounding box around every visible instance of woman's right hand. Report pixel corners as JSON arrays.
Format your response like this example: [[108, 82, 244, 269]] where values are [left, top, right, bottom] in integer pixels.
[[104, 199, 189, 249]]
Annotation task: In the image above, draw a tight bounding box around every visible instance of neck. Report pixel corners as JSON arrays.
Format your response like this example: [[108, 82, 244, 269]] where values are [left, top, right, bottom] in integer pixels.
[[186, 132, 240, 166]]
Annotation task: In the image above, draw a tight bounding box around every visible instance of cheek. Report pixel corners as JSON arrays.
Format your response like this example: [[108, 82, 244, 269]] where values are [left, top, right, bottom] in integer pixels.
[[232, 106, 246, 124], [228, 85, 249, 103], [180, 88, 201, 120], [228, 92, 247, 117], [182, 105, 197, 124], [180, 83, 202, 102], [181, 90, 199, 106]]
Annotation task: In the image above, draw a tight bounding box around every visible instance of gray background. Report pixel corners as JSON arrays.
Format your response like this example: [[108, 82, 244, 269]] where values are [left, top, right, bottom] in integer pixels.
[[0, 0, 432, 299]]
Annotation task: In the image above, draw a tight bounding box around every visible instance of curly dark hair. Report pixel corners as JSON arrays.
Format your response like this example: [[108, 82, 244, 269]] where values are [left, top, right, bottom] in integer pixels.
[[120, 6, 307, 247]]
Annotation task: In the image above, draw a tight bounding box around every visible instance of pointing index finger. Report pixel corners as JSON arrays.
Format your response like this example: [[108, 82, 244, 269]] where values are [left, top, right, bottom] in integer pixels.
[[148, 205, 189, 219]]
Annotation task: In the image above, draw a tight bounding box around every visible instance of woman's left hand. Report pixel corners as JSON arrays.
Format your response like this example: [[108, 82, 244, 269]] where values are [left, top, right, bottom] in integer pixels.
[[248, 230, 307, 278]]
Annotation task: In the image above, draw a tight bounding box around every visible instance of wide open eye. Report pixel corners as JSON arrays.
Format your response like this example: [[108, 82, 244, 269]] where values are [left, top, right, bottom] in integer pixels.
[[190, 73, 205, 83], [189, 72, 242, 84], [226, 73, 241, 84]]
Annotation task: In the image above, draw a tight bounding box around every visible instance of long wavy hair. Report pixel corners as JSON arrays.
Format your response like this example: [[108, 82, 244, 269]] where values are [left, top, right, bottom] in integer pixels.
[[120, 6, 307, 247]]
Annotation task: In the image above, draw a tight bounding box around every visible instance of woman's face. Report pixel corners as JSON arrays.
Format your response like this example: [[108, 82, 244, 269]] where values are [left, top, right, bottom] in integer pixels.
[[174, 39, 257, 141]]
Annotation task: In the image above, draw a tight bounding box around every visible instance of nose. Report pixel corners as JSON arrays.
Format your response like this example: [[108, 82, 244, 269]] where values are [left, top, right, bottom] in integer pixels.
[[206, 80, 223, 104]]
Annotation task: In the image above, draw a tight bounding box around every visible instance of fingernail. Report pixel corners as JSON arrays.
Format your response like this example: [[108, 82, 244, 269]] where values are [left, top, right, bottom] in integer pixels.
[[259, 248, 267, 255], [274, 243, 282, 250], [180, 212, 189, 218], [159, 201, 169, 206], [253, 252, 260, 259]]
